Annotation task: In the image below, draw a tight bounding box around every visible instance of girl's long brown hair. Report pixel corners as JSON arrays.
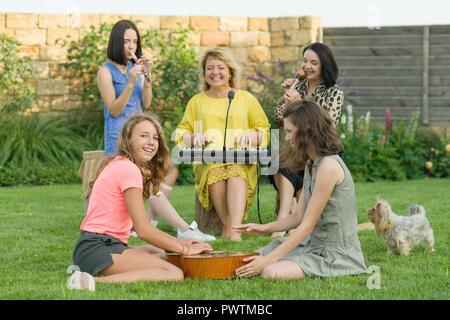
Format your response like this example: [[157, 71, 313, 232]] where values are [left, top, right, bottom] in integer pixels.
[[93, 113, 171, 199], [281, 100, 343, 171]]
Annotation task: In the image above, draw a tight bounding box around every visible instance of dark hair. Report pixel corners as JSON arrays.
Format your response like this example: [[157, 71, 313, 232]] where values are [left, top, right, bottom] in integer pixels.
[[303, 42, 338, 88], [107, 20, 142, 65], [282, 100, 343, 169]]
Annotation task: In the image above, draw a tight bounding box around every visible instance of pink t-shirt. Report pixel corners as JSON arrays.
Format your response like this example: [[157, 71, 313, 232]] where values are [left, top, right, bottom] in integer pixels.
[[80, 157, 143, 244]]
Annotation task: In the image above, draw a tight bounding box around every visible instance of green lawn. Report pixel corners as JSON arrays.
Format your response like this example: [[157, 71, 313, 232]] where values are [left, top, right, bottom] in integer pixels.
[[0, 178, 448, 299]]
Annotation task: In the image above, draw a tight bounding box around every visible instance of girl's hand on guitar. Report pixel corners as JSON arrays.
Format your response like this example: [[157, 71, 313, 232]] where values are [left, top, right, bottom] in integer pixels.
[[184, 242, 213, 255], [179, 238, 203, 245], [235, 255, 271, 278]]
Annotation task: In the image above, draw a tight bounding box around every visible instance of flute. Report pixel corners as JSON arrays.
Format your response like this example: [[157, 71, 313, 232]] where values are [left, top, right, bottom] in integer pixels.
[[129, 51, 152, 83]]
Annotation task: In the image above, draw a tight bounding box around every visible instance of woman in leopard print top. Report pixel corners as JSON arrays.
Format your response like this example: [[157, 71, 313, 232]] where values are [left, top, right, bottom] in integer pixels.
[[274, 43, 344, 127], [274, 80, 344, 127], [269, 42, 344, 237]]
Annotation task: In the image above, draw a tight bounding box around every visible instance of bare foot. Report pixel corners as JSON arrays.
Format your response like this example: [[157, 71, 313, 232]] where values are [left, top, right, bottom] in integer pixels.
[[220, 232, 241, 241], [229, 234, 242, 241], [221, 228, 231, 239]]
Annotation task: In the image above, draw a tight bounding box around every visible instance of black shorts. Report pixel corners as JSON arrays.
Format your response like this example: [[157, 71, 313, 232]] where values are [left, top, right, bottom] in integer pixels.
[[269, 168, 304, 193], [72, 230, 129, 276]]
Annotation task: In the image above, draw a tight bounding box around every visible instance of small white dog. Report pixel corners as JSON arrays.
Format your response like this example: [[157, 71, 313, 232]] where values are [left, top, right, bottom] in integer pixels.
[[367, 200, 435, 255]]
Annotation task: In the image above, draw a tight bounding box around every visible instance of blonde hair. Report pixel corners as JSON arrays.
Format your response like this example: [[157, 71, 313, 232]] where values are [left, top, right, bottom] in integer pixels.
[[200, 48, 241, 90], [95, 113, 171, 199]]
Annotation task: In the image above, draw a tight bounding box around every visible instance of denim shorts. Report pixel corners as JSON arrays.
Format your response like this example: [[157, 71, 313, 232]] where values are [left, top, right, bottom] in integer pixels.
[[72, 230, 129, 276]]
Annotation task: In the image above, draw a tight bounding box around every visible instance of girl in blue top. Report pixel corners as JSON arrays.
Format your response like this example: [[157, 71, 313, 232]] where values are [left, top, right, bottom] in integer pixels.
[[97, 19, 153, 155], [96, 20, 214, 242]]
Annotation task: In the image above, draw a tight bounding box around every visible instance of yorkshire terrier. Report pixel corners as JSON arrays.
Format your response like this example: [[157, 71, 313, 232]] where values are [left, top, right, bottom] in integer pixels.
[[367, 200, 435, 255]]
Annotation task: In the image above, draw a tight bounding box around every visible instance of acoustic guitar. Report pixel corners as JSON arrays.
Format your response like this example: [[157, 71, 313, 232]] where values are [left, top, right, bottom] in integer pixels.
[[167, 251, 259, 279]]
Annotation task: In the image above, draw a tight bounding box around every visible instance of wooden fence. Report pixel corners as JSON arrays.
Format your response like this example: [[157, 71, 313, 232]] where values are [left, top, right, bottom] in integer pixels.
[[323, 25, 450, 126]]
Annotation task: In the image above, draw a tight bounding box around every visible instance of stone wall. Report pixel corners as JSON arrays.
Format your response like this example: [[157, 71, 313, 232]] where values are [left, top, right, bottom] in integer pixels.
[[0, 13, 322, 114]]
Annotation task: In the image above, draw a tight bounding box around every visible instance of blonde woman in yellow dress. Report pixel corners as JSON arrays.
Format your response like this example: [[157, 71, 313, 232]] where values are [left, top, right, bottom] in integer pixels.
[[175, 48, 270, 241]]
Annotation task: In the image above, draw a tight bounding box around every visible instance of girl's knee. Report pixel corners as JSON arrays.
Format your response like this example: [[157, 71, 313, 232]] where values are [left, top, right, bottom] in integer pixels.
[[175, 269, 184, 281], [261, 263, 305, 280], [261, 265, 279, 279], [170, 265, 184, 281]]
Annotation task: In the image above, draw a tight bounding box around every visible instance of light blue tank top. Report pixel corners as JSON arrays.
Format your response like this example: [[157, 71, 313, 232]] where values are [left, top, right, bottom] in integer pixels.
[[103, 61, 143, 155]]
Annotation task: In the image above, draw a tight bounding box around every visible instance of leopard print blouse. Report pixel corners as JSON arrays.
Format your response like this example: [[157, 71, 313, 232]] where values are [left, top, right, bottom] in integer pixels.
[[274, 79, 344, 127]]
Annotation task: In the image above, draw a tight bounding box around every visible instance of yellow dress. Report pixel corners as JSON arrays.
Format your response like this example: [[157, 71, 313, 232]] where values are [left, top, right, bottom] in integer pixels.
[[175, 90, 270, 213]]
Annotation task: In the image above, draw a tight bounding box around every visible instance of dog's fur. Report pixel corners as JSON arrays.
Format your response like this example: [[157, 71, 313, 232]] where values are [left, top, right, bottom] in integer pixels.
[[367, 200, 435, 255]]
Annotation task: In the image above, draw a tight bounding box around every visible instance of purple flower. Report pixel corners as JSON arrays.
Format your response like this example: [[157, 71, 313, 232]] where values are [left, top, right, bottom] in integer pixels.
[[277, 59, 287, 68], [247, 75, 266, 84]]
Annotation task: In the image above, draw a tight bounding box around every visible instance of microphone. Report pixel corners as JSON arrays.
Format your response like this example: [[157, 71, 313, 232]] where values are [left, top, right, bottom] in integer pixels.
[[227, 90, 235, 101], [222, 90, 235, 161]]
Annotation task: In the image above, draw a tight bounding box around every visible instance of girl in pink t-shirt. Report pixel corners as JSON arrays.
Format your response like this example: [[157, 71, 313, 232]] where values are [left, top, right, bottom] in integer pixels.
[[68, 113, 212, 290]]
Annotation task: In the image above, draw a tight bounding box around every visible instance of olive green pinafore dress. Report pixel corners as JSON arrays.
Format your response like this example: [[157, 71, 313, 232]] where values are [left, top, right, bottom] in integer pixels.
[[262, 155, 367, 277]]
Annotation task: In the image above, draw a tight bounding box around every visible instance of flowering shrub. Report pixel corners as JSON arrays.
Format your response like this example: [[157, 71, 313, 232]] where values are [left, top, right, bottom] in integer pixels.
[[0, 34, 36, 112], [416, 128, 450, 178], [247, 59, 297, 128], [247, 61, 449, 181], [339, 109, 449, 181]]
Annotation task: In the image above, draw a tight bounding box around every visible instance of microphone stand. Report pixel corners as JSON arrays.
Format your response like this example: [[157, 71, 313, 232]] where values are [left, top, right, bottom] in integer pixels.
[[222, 89, 263, 223], [222, 90, 234, 163]]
